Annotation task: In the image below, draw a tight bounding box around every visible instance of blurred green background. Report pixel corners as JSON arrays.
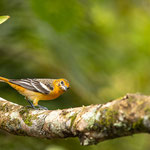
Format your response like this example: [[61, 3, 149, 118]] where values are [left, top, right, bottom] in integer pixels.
[[0, 0, 150, 150]]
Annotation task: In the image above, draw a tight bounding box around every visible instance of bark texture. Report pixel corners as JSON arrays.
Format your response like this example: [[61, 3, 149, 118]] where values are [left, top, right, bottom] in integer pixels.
[[0, 94, 150, 145]]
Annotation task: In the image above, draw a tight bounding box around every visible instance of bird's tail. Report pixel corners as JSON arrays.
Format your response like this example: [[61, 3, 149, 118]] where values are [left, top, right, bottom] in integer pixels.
[[0, 76, 9, 83]]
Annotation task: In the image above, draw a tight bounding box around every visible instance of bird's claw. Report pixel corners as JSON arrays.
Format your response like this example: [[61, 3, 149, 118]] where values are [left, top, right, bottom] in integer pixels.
[[36, 105, 48, 110], [26, 105, 48, 110], [25, 105, 36, 109]]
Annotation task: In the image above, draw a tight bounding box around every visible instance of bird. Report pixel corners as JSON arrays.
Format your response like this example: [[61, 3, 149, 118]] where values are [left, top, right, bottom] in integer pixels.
[[0, 76, 70, 110]]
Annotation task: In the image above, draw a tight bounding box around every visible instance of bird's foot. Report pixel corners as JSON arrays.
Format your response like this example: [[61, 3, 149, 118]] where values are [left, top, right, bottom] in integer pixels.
[[25, 105, 36, 109], [25, 105, 48, 110], [36, 105, 48, 110]]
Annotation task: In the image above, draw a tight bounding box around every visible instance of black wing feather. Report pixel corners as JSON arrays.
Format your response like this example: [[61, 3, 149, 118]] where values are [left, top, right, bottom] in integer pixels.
[[10, 79, 50, 94]]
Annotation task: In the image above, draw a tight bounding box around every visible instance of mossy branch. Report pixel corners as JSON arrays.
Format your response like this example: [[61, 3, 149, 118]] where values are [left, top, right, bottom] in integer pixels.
[[0, 94, 150, 145]]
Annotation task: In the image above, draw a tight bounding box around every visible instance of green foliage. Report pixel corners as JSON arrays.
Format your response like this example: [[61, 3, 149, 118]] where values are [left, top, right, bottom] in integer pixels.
[[0, 0, 150, 150], [31, 0, 84, 32], [0, 16, 9, 24]]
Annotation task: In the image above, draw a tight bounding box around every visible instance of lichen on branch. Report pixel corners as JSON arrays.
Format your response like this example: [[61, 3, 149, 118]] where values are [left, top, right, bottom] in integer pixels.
[[0, 94, 150, 145]]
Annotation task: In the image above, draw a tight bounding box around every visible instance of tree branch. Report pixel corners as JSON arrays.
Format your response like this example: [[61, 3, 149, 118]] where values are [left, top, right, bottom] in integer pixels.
[[0, 94, 150, 145]]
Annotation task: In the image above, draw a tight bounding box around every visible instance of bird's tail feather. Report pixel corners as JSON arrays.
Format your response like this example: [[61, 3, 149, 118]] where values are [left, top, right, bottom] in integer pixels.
[[0, 76, 9, 83]]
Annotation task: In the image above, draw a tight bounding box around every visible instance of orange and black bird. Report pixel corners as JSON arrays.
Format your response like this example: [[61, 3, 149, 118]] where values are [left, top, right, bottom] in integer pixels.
[[0, 76, 70, 109]]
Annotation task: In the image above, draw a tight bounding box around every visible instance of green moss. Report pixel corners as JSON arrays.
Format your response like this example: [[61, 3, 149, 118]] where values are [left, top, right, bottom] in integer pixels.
[[23, 115, 32, 126], [16, 129, 27, 135], [19, 107, 30, 116], [99, 108, 118, 127], [0, 103, 9, 112], [132, 119, 145, 131], [70, 113, 77, 127], [19, 107, 37, 126], [86, 118, 95, 129]]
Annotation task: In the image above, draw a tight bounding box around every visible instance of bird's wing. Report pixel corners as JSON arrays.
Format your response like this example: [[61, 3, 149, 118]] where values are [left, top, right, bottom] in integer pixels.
[[9, 79, 52, 94]]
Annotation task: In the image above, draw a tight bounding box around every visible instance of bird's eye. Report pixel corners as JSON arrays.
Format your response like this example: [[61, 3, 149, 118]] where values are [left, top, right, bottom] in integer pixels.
[[60, 81, 64, 85]]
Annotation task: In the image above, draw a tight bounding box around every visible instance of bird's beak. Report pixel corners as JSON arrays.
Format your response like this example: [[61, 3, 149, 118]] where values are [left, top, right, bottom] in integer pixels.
[[61, 86, 69, 91]]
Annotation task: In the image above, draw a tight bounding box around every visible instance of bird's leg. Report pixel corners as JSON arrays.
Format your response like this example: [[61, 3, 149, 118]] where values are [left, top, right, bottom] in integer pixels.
[[25, 98, 47, 110], [37, 105, 48, 110], [24, 97, 36, 109], [33, 99, 48, 110], [27, 99, 36, 109]]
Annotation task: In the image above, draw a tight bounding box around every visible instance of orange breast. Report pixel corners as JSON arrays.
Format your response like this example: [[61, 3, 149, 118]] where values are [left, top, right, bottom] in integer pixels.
[[40, 85, 65, 100]]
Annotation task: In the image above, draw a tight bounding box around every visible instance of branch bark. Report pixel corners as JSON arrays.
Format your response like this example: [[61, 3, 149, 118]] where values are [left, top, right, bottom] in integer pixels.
[[0, 93, 150, 145]]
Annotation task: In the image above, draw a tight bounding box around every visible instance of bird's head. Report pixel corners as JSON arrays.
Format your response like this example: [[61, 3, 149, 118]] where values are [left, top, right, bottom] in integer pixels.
[[54, 79, 70, 92]]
